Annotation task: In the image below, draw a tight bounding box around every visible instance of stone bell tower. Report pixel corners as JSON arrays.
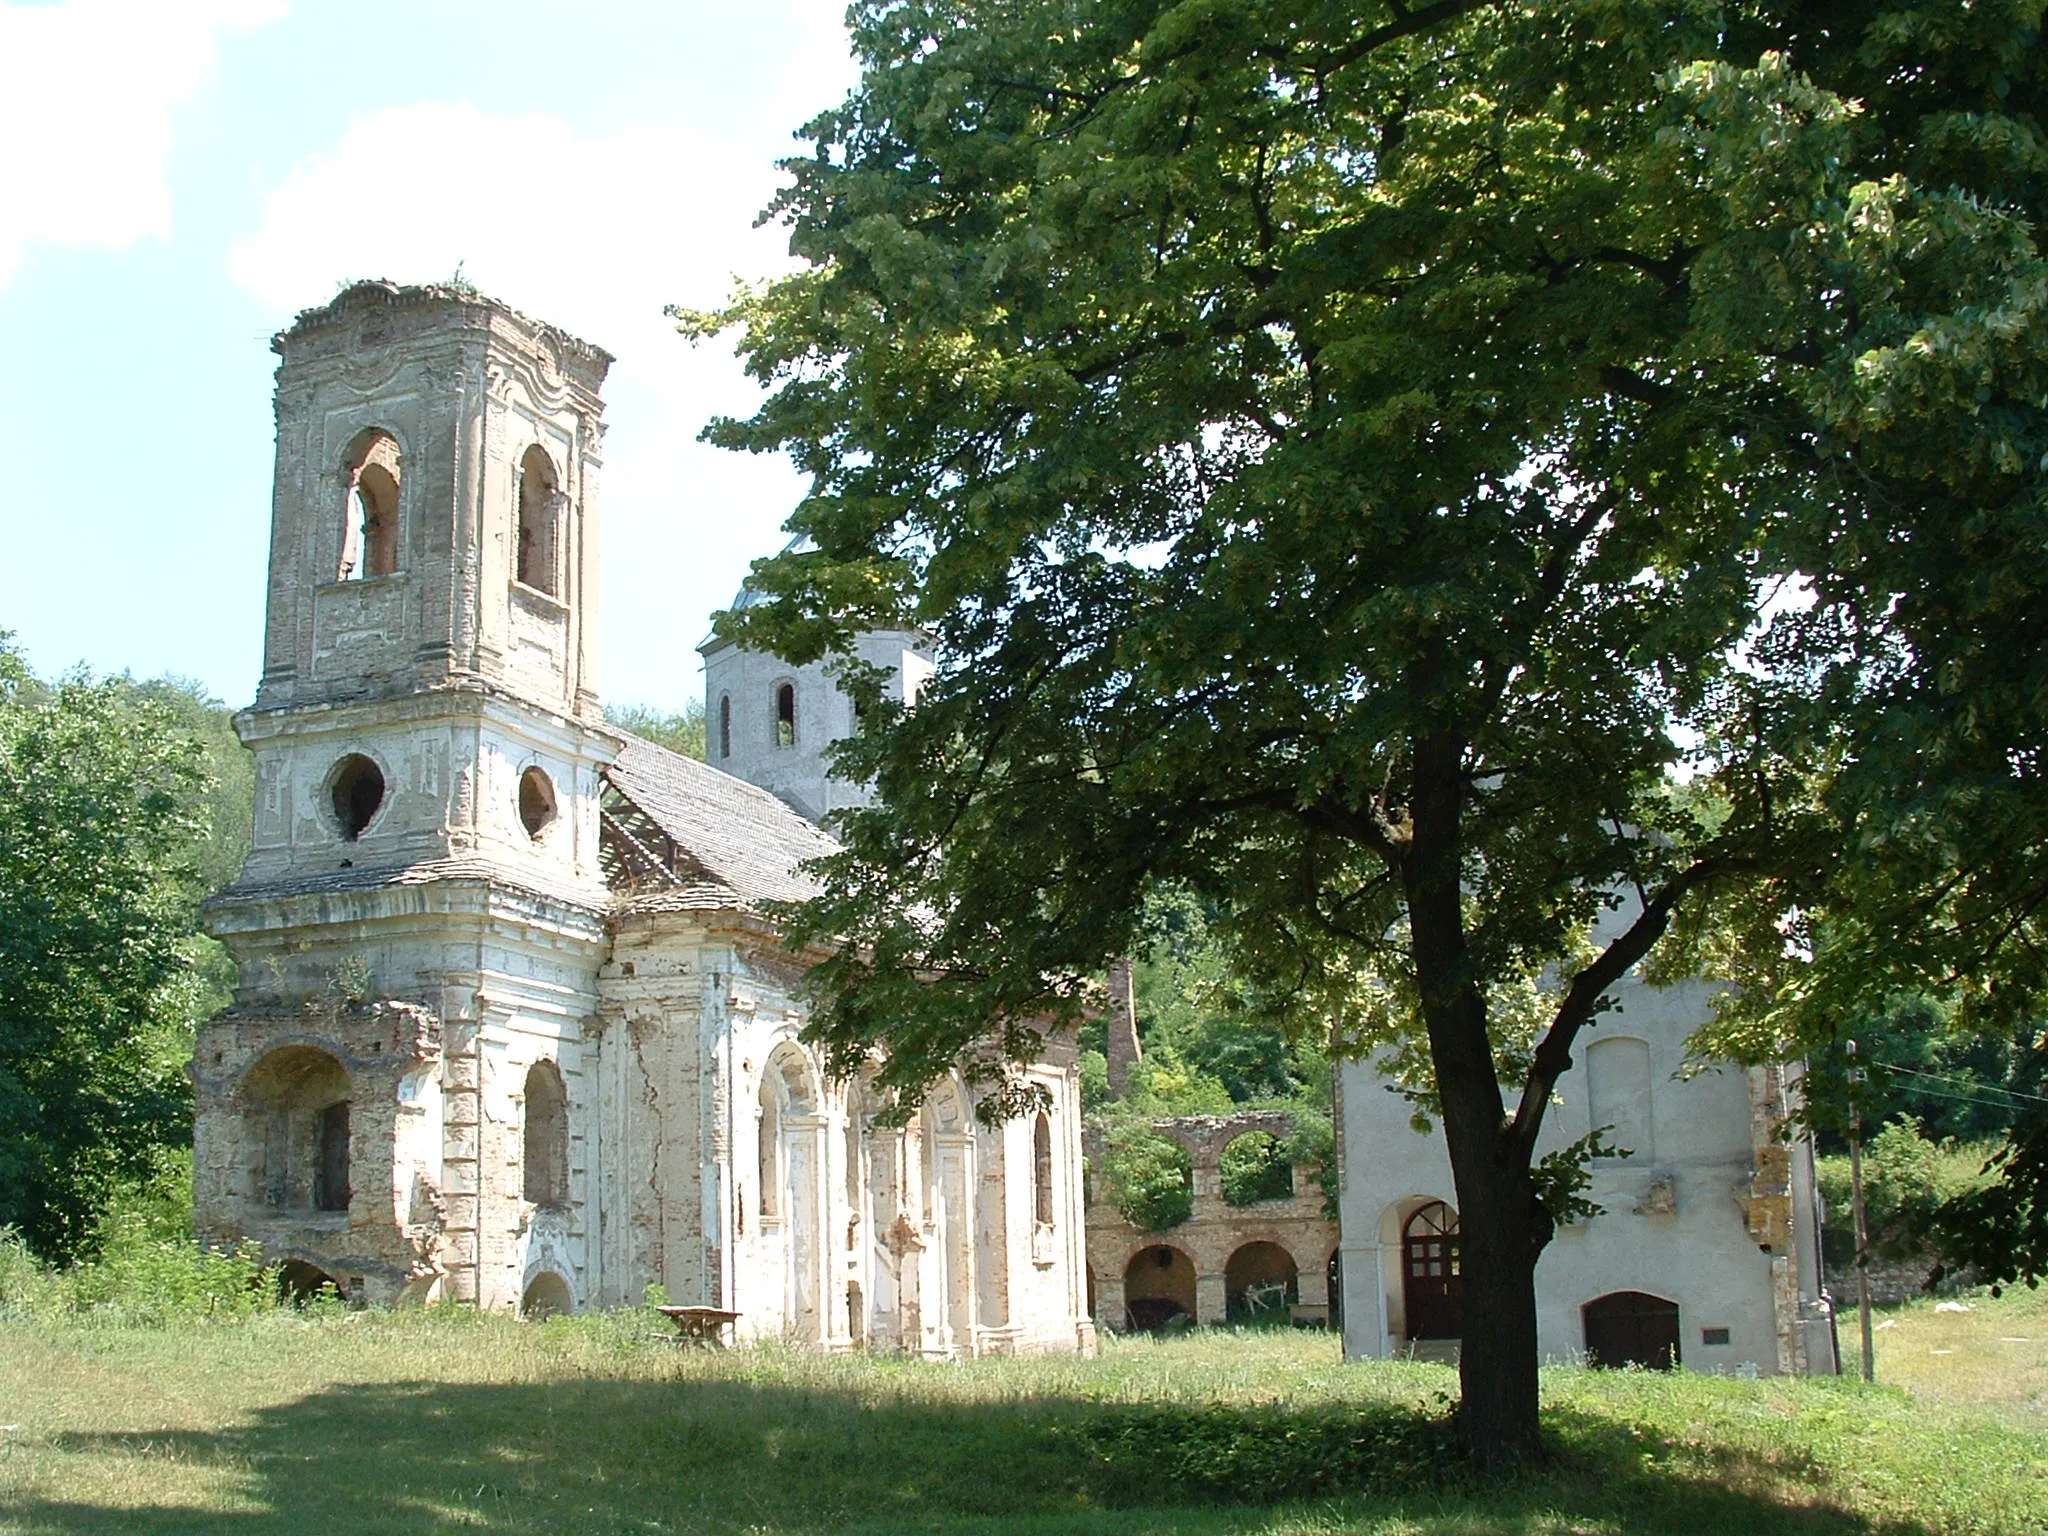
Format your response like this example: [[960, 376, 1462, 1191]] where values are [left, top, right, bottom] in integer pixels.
[[196, 282, 620, 1310]]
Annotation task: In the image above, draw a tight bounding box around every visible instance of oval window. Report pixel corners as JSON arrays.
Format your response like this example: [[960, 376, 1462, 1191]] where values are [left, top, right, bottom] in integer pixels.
[[330, 754, 385, 840], [519, 766, 558, 838]]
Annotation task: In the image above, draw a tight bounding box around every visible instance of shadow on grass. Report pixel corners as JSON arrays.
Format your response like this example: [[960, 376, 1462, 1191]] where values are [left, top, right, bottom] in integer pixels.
[[10, 1373, 1941, 1536]]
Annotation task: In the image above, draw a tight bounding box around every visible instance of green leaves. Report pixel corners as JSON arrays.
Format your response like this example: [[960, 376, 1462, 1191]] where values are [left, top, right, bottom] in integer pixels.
[[0, 640, 217, 1259]]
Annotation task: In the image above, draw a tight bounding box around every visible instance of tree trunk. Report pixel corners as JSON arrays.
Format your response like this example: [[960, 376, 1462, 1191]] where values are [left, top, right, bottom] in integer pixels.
[[1402, 722, 1548, 1469], [1444, 1128, 1545, 1470]]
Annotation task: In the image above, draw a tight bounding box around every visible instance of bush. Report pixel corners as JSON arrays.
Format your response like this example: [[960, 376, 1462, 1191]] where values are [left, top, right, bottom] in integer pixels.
[[1815, 1119, 1997, 1267], [1219, 1131, 1294, 1206], [1096, 1119, 1195, 1231]]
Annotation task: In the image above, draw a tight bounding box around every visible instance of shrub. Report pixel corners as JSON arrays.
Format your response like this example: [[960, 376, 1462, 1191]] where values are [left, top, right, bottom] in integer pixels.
[[1096, 1119, 1195, 1231], [1219, 1131, 1294, 1206], [1815, 1119, 1997, 1267]]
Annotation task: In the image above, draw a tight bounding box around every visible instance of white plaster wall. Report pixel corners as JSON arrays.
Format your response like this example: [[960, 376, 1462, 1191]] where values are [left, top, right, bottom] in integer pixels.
[[1337, 955, 1803, 1375], [701, 628, 932, 823]]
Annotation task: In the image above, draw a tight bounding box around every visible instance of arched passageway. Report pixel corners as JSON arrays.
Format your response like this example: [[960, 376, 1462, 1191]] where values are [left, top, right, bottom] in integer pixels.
[[1122, 1245, 1196, 1330], [1583, 1291, 1681, 1370], [1224, 1241, 1299, 1323]]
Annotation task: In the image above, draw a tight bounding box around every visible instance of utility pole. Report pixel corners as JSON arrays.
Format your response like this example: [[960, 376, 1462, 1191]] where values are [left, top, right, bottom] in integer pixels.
[[1846, 1038, 1874, 1383]]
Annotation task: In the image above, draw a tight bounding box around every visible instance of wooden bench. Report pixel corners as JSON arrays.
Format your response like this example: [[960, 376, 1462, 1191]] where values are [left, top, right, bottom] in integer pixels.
[[653, 1305, 741, 1347]]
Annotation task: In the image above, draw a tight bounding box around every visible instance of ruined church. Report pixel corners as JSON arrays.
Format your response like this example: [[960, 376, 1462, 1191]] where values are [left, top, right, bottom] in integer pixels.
[[192, 281, 1096, 1355]]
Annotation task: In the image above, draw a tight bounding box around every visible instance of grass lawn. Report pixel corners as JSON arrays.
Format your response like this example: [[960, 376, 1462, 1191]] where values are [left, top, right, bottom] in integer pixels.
[[1, 1291, 2043, 1535]]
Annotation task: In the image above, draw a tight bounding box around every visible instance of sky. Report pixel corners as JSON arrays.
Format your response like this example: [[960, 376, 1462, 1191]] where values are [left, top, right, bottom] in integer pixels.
[[0, 0, 861, 714]]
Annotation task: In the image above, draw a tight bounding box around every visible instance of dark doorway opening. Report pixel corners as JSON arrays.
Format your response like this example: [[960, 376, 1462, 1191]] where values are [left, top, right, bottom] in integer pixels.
[[1583, 1290, 1682, 1369]]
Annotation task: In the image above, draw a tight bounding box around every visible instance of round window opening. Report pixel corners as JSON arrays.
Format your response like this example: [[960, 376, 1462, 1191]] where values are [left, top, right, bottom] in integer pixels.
[[519, 766, 558, 839], [330, 754, 385, 841]]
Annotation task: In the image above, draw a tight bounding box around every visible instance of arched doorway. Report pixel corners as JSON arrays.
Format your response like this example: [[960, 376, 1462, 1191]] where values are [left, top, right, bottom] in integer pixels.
[[276, 1259, 344, 1304], [1402, 1201, 1463, 1340], [1122, 1245, 1196, 1330], [1583, 1291, 1681, 1370], [1224, 1241, 1299, 1323], [1327, 1248, 1343, 1329], [522, 1271, 573, 1319]]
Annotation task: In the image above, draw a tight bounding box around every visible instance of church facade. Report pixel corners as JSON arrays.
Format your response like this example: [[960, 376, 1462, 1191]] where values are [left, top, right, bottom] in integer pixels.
[[1334, 902, 1838, 1376], [192, 281, 1096, 1356]]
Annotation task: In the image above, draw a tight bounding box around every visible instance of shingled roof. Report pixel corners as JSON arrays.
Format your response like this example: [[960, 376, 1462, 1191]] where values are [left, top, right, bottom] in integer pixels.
[[601, 733, 839, 913]]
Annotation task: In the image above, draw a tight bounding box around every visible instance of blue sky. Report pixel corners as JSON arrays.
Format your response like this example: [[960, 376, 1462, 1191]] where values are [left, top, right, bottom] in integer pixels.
[[0, 0, 859, 714]]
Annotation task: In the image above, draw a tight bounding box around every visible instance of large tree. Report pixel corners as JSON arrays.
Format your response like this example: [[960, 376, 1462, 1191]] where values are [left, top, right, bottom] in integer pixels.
[[697, 0, 2045, 1465], [0, 642, 213, 1259]]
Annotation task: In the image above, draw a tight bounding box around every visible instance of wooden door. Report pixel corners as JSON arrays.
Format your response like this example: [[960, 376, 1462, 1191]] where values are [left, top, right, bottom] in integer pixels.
[[1402, 1201, 1463, 1340], [1583, 1291, 1681, 1369]]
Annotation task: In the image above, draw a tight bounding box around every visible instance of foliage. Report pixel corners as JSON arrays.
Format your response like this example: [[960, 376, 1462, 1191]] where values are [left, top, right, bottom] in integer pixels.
[[1217, 1130, 1293, 1207], [0, 640, 215, 1260], [607, 700, 707, 760], [1800, 996, 2043, 1152], [1813, 1120, 1998, 1271], [693, 0, 2047, 1464], [1092, 1115, 1194, 1232]]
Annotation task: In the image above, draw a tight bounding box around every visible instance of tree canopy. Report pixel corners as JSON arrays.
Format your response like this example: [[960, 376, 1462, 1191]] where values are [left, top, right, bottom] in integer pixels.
[[0, 642, 229, 1259], [697, 0, 2046, 1464]]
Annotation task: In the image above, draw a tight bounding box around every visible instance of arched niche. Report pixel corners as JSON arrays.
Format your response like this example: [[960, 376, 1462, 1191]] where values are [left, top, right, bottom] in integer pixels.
[[522, 1059, 569, 1207], [242, 1046, 353, 1213], [521, 1271, 573, 1319]]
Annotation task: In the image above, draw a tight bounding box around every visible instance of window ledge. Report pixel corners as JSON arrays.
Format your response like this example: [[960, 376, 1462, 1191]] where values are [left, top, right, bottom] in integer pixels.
[[317, 573, 404, 594], [511, 579, 569, 613]]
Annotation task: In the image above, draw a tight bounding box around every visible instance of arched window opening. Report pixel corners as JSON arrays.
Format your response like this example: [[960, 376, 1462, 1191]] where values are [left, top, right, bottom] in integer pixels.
[[1587, 1036, 1654, 1162], [1583, 1291, 1681, 1370], [1122, 1245, 1196, 1331], [340, 429, 401, 580], [718, 694, 732, 758], [516, 445, 562, 595], [522, 1060, 569, 1206], [329, 754, 385, 840], [1032, 1112, 1054, 1227], [1401, 1201, 1463, 1340], [1224, 1241, 1299, 1324], [518, 766, 558, 839], [522, 1272, 573, 1319], [774, 682, 796, 747], [1219, 1130, 1294, 1206], [242, 1046, 352, 1215]]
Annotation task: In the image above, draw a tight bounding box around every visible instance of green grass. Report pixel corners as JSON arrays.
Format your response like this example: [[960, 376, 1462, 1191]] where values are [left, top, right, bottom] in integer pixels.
[[0, 1299, 2042, 1535]]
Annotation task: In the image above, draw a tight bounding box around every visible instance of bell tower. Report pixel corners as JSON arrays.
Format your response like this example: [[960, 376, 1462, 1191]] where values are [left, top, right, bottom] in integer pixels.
[[198, 283, 621, 1310], [256, 278, 608, 718], [222, 281, 620, 907]]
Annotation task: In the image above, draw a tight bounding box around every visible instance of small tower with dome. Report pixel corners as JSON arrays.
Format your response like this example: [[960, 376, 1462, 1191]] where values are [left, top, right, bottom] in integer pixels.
[[698, 536, 934, 825]]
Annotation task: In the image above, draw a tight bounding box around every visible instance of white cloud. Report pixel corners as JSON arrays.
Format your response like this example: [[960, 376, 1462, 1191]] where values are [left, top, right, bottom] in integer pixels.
[[0, 0, 284, 283], [227, 85, 856, 709]]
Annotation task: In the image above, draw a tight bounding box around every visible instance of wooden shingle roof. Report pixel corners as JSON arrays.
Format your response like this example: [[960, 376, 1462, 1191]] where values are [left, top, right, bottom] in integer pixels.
[[600, 734, 838, 912]]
